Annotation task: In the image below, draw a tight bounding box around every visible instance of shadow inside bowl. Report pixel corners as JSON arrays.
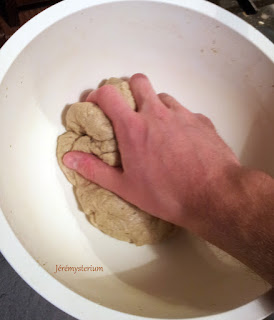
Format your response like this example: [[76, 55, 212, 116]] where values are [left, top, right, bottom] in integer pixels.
[[57, 229, 268, 319]]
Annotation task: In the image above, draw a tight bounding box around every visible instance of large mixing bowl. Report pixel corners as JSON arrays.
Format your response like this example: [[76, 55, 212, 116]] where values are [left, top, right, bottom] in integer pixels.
[[0, 0, 273, 319]]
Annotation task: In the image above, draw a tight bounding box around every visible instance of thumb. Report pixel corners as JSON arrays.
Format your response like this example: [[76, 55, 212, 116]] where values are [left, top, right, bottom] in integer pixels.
[[63, 151, 124, 192]]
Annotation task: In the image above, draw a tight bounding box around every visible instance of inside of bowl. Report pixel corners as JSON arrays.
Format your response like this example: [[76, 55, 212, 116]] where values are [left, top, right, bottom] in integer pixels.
[[0, 1, 273, 318]]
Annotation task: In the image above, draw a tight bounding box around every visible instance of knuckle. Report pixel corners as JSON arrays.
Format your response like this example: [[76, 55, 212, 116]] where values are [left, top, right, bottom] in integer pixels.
[[195, 113, 207, 120], [131, 73, 147, 82], [195, 113, 215, 129], [158, 93, 171, 106], [98, 84, 116, 97], [78, 158, 95, 181], [124, 116, 147, 144], [158, 92, 169, 99], [158, 93, 179, 111], [152, 103, 169, 119]]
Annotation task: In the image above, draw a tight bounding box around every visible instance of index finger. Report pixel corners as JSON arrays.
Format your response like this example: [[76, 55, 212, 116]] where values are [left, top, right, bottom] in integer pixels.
[[86, 85, 135, 128]]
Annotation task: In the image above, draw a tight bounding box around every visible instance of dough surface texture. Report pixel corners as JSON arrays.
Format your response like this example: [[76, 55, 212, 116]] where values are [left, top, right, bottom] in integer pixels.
[[57, 78, 175, 245]]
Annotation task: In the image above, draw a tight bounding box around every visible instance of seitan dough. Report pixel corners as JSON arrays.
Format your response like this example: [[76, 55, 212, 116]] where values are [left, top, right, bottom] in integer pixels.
[[57, 78, 176, 246]]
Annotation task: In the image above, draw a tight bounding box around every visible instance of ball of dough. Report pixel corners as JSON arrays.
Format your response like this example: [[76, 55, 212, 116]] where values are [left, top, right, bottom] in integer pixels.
[[57, 78, 176, 245]]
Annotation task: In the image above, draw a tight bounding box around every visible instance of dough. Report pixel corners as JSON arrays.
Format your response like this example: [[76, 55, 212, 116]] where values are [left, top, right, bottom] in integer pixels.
[[57, 78, 176, 245]]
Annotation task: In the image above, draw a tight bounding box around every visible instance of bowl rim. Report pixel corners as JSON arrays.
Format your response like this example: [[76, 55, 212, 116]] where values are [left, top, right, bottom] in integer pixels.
[[0, 0, 273, 319]]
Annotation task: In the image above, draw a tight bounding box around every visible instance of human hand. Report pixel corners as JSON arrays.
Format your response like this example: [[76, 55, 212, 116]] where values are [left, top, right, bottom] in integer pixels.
[[63, 74, 240, 232]]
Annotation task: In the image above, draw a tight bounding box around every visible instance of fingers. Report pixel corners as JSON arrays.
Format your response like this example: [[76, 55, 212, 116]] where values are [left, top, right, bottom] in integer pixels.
[[63, 151, 124, 193], [129, 73, 164, 112], [195, 113, 216, 130], [158, 93, 190, 113], [158, 92, 215, 130], [86, 85, 135, 128]]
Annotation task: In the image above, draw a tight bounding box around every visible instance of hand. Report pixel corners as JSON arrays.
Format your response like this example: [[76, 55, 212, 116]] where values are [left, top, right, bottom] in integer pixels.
[[63, 74, 240, 231]]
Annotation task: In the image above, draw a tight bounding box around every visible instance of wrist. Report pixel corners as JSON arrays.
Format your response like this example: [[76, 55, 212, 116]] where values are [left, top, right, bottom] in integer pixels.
[[186, 164, 245, 239]]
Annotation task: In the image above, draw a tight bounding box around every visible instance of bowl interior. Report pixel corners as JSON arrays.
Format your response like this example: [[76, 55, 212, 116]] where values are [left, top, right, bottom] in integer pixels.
[[0, 1, 273, 318]]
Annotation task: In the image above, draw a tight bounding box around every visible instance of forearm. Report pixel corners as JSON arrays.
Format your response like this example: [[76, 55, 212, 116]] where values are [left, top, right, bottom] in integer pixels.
[[192, 168, 274, 286]]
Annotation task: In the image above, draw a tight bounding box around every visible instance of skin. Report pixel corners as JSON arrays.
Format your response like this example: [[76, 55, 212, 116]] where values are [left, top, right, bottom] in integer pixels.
[[63, 73, 274, 286]]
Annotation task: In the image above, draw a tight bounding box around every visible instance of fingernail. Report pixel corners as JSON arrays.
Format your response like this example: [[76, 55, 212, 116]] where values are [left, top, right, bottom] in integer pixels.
[[63, 153, 79, 170]]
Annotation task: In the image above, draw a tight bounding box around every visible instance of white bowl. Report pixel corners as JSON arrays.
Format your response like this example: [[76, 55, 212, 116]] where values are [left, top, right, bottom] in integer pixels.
[[0, 0, 274, 319]]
